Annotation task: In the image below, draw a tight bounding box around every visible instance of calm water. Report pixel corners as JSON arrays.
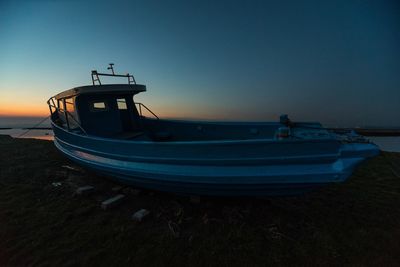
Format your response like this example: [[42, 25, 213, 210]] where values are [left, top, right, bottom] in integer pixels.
[[0, 116, 53, 140], [0, 128, 54, 141], [0, 117, 399, 152], [0, 116, 51, 128]]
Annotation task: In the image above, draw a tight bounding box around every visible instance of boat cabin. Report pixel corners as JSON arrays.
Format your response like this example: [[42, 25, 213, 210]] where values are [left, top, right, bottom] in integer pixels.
[[48, 84, 152, 138]]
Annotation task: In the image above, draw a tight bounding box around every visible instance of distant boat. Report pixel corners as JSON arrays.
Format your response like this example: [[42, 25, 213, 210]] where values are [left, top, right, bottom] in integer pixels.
[[47, 65, 379, 196]]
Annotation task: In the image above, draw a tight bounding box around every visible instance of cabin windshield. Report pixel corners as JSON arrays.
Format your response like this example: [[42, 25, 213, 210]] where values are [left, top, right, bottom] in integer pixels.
[[48, 86, 155, 138], [52, 96, 80, 130]]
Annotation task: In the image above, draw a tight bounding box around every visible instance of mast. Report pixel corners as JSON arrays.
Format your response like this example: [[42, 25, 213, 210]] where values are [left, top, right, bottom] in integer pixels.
[[91, 63, 136, 85]]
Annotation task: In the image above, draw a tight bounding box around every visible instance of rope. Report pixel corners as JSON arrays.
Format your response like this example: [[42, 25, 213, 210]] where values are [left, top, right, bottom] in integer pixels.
[[17, 116, 51, 138]]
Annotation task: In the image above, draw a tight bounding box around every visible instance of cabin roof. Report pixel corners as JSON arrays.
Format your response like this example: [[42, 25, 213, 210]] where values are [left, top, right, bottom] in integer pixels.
[[53, 84, 146, 100]]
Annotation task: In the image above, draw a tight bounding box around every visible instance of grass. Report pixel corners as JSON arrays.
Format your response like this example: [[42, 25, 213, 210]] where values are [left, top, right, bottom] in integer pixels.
[[0, 135, 399, 266]]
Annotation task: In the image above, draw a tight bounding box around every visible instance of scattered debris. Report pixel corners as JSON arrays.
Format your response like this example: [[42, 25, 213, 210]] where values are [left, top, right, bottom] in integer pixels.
[[52, 182, 62, 187], [190, 195, 201, 204], [76, 185, 95, 195], [168, 220, 180, 238], [268, 225, 282, 240], [266, 225, 295, 242], [101, 194, 125, 210], [131, 209, 150, 222], [62, 165, 83, 173]]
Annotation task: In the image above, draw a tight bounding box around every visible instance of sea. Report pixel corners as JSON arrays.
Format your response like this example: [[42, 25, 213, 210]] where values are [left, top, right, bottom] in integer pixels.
[[0, 116, 53, 141], [0, 116, 399, 152]]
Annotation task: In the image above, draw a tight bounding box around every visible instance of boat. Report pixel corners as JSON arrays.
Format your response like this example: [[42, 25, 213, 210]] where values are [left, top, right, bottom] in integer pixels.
[[47, 64, 380, 196]]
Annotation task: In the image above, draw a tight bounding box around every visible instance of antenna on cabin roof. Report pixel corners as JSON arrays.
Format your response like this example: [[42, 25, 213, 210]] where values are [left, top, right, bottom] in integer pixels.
[[91, 64, 136, 85], [107, 63, 115, 75]]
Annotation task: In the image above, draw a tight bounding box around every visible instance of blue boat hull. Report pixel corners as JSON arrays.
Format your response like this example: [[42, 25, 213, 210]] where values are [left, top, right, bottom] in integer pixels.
[[52, 122, 379, 196]]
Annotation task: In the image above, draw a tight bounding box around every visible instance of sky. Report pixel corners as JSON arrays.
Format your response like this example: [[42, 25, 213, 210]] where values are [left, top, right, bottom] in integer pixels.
[[0, 0, 399, 127]]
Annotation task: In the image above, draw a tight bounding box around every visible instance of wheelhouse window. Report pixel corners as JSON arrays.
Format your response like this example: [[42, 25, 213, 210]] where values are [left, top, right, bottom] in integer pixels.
[[65, 97, 80, 128], [91, 101, 108, 111], [65, 98, 75, 113], [58, 99, 65, 110], [117, 98, 127, 110], [56, 99, 66, 123]]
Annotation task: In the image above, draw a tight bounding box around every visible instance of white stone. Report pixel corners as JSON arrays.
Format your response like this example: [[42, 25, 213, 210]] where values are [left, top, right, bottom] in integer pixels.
[[131, 209, 150, 222], [76, 185, 95, 195], [101, 194, 125, 210], [62, 165, 83, 173], [52, 182, 62, 187]]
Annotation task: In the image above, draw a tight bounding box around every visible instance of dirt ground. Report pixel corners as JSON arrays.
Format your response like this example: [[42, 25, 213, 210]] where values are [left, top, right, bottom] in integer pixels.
[[0, 135, 399, 266]]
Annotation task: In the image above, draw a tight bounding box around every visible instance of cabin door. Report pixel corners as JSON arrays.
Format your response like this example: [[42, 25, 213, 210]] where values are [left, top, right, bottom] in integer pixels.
[[116, 98, 133, 131]]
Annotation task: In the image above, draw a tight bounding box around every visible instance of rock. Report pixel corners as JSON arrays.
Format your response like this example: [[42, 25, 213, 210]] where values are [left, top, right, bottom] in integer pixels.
[[76, 185, 95, 195], [101, 194, 125, 210], [131, 209, 150, 222], [61, 165, 83, 173]]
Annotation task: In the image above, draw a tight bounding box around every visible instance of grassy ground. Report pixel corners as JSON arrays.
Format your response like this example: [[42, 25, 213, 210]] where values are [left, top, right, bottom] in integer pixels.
[[0, 135, 399, 266]]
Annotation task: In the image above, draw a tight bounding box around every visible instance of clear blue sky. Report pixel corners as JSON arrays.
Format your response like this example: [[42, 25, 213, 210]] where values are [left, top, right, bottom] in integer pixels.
[[0, 0, 399, 126]]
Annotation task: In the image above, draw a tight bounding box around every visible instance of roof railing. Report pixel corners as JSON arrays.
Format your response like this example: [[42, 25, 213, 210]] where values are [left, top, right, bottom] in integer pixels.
[[135, 103, 159, 120], [91, 63, 136, 85]]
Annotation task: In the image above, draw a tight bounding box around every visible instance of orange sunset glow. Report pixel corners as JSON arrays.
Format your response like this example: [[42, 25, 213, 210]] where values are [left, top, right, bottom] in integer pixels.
[[0, 103, 48, 117]]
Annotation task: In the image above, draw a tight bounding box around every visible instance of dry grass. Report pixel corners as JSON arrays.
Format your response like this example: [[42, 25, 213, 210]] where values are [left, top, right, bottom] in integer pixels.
[[0, 135, 399, 266]]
